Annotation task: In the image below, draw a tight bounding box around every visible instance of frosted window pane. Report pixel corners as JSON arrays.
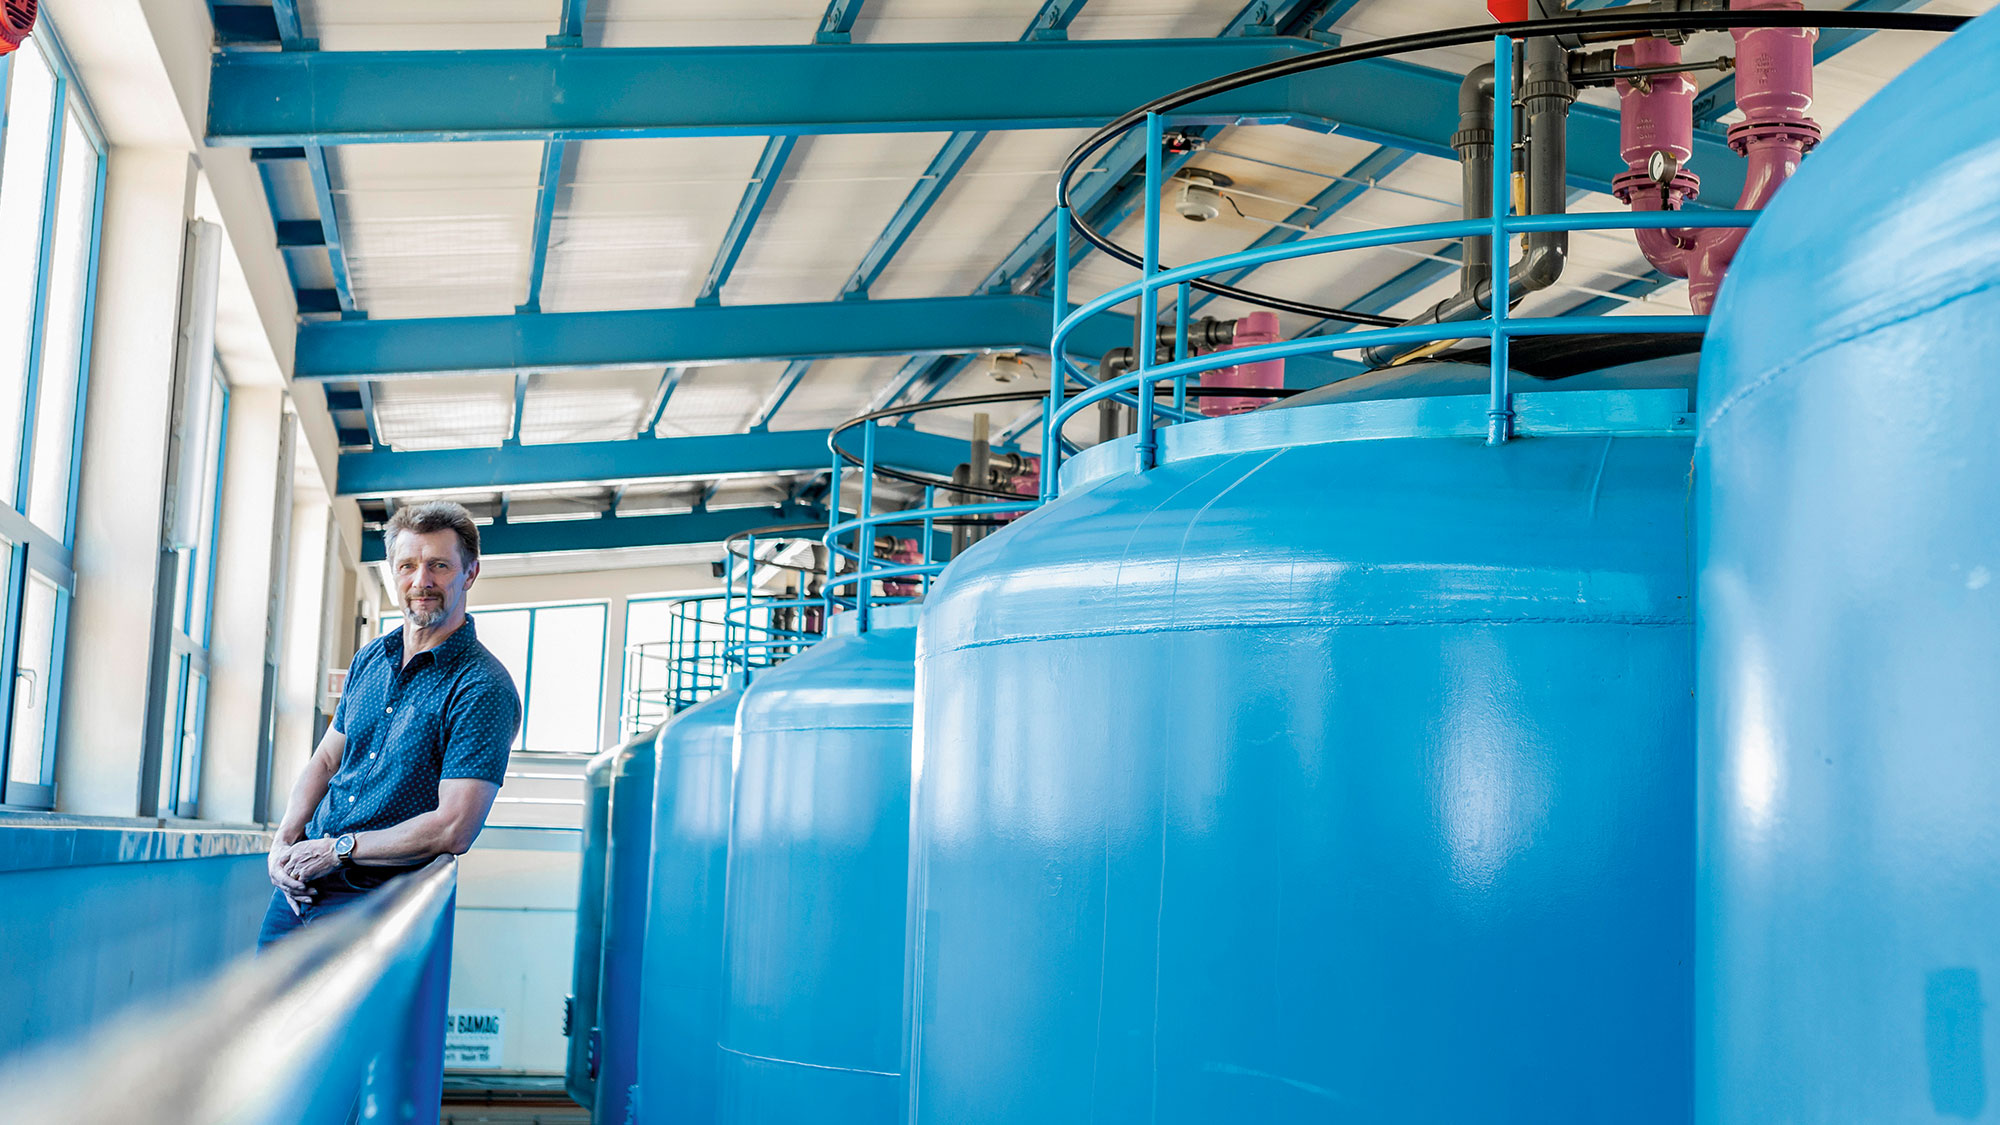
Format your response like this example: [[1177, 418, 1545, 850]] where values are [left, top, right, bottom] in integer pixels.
[[470, 608, 531, 748], [9, 573, 57, 786], [524, 604, 605, 754], [27, 112, 95, 540], [0, 44, 58, 506]]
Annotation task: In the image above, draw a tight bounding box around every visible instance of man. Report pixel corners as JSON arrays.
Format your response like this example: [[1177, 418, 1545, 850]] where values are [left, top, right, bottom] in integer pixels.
[[259, 500, 521, 947]]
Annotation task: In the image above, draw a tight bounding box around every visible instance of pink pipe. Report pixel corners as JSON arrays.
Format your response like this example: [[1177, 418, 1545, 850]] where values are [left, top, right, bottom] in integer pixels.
[[1614, 0, 1820, 313], [1197, 311, 1284, 417]]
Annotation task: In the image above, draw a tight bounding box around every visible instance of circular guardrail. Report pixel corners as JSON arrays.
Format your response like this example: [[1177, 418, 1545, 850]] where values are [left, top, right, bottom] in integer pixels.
[[720, 521, 829, 673], [825, 390, 1050, 633], [1040, 10, 1965, 496]]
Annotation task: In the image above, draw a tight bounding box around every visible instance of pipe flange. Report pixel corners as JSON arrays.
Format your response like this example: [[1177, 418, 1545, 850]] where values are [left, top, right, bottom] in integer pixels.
[[1612, 167, 1702, 206], [1521, 78, 1578, 104], [1452, 125, 1495, 151], [1726, 117, 1822, 156]]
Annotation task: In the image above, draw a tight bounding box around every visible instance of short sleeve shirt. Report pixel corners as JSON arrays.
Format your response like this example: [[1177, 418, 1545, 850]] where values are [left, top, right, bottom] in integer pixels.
[[305, 615, 521, 841]]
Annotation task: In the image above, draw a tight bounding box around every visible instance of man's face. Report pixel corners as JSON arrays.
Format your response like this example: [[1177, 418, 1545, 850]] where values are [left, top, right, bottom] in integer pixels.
[[391, 528, 477, 629]]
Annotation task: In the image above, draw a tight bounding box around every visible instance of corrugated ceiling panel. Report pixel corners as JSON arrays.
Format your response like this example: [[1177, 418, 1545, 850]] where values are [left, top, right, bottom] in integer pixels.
[[373, 375, 516, 450], [337, 143, 541, 318], [1066, 0, 1252, 39], [542, 137, 772, 313], [853, 0, 1049, 43], [726, 133, 953, 304], [519, 369, 664, 444], [766, 357, 906, 431], [297, 0, 556, 49], [656, 364, 789, 437], [596, 0, 829, 46], [871, 128, 1095, 300]]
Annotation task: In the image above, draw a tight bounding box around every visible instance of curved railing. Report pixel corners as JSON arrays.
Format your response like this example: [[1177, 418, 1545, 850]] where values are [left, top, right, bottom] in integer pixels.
[[721, 522, 827, 672], [1044, 33, 1756, 496], [1040, 11, 1965, 497], [0, 857, 458, 1124], [825, 391, 1046, 632]]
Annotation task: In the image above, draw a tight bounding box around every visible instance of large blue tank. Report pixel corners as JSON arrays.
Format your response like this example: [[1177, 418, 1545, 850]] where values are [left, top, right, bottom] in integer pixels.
[[566, 748, 617, 1109], [594, 726, 658, 1125], [907, 391, 1696, 1122], [633, 681, 744, 1125], [717, 607, 916, 1123], [1695, 12, 2000, 1122]]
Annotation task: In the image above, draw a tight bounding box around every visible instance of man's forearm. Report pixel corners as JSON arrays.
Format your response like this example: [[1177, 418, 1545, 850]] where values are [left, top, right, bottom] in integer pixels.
[[350, 809, 475, 867], [274, 754, 335, 846]]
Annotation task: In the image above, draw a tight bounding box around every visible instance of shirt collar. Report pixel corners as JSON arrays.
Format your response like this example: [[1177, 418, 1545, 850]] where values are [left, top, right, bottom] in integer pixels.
[[389, 615, 479, 667]]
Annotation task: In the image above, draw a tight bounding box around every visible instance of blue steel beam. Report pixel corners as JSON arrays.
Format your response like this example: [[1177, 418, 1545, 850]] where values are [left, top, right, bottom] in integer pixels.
[[842, 130, 986, 300], [839, 3, 1097, 301], [337, 426, 977, 496], [554, 0, 590, 45], [867, 355, 953, 412], [301, 146, 360, 316], [748, 360, 815, 431], [1188, 145, 1415, 313], [295, 295, 1140, 380], [207, 42, 1738, 202], [817, 0, 870, 43], [520, 140, 568, 312], [361, 503, 823, 562], [699, 137, 798, 305], [643, 366, 689, 435], [1025, 0, 1093, 40], [700, 0, 876, 306]]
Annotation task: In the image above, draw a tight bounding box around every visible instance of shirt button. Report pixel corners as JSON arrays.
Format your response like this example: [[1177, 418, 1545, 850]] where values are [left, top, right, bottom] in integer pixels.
[[385, 705, 394, 714], [369, 753, 377, 760], [348, 795, 356, 802]]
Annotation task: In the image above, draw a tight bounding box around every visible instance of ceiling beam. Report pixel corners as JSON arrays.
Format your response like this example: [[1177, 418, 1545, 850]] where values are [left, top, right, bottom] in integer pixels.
[[337, 426, 975, 497], [208, 39, 1741, 202], [295, 295, 1139, 380], [361, 503, 825, 562]]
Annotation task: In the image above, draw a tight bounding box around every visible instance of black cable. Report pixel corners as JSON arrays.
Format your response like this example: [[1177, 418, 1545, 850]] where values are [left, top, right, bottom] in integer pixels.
[[1060, 8, 1967, 326]]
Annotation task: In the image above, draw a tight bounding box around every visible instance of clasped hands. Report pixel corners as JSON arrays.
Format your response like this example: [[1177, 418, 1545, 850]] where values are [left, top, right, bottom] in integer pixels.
[[267, 838, 342, 911]]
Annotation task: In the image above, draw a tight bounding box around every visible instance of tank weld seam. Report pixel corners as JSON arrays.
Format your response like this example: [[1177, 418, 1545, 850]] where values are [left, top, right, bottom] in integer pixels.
[[716, 1045, 899, 1078], [1698, 272, 2000, 438], [740, 721, 912, 734], [936, 613, 1688, 654]]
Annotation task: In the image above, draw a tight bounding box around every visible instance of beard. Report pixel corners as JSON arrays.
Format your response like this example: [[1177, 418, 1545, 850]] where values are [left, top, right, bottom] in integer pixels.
[[405, 599, 446, 629]]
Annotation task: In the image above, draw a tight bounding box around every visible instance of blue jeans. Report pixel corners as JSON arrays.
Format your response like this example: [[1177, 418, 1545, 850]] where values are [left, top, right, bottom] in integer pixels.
[[256, 865, 415, 949]]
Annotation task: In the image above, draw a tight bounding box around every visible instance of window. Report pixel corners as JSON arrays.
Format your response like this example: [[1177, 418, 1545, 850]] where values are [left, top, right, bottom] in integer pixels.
[[0, 32, 107, 809], [382, 601, 607, 754], [153, 362, 229, 817]]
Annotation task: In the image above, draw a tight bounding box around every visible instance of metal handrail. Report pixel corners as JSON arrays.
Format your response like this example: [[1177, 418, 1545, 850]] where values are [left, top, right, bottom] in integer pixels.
[[0, 856, 458, 1124], [1043, 33, 1770, 497], [720, 522, 827, 674], [825, 391, 1045, 632]]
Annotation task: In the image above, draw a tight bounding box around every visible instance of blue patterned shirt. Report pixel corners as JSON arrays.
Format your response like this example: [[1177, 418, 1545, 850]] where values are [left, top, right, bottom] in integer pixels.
[[306, 615, 520, 844]]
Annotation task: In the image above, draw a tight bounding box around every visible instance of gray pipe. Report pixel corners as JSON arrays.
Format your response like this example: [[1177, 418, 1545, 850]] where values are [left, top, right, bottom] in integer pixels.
[[1456, 63, 1497, 296], [1364, 36, 1575, 367]]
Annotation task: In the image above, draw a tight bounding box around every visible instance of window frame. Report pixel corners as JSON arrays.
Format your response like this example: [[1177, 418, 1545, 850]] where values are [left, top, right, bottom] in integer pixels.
[[0, 27, 109, 810], [156, 364, 231, 818], [380, 598, 609, 755]]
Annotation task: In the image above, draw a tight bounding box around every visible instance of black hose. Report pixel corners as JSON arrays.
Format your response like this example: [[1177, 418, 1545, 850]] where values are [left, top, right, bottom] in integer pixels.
[[1058, 8, 1966, 326]]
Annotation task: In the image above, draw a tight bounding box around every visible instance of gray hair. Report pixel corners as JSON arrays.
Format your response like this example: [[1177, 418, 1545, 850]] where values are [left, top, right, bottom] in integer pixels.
[[384, 500, 480, 565]]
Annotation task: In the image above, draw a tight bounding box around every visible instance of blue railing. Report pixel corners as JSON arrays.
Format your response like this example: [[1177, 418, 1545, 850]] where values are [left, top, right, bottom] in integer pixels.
[[825, 390, 1046, 633], [0, 856, 457, 1124], [721, 522, 826, 672], [1043, 32, 1759, 497]]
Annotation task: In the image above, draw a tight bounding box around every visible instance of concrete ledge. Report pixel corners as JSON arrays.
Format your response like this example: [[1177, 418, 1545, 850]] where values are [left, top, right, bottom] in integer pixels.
[[0, 817, 272, 874]]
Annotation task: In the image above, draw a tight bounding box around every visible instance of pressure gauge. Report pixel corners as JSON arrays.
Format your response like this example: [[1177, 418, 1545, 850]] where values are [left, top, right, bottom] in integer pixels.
[[1648, 149, 1682, 187]]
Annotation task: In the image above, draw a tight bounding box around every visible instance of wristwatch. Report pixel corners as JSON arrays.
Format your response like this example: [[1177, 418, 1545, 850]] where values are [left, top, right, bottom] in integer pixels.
[[334, 833, 357, 866]]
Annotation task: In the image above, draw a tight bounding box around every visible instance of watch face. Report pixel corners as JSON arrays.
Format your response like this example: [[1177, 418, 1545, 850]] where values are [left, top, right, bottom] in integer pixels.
[[336, 834, 355, 857]]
